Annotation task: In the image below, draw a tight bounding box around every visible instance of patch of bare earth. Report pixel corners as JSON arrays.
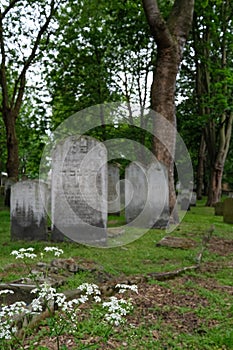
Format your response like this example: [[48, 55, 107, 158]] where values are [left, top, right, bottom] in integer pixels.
[[208, 236, 233, 256]]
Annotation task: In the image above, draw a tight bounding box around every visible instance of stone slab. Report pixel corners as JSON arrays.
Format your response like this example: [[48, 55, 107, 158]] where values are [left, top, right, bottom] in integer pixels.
[[223, 198, 233, 224], [125, 161, 169, 229], [51, 135, 107, 246], [108, 164, 120, 215], [10, 180, 48, 241]]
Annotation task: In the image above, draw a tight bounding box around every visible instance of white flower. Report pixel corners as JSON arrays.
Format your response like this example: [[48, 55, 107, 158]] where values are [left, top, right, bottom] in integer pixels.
[[102, 296, 133, 326], [115, 284, 138, 294], [55, 293, 66, 307], [0, 289, 14, 296], [10, 248, 37, 260], [31, 298, 43, 312], [94, 295, 101, 303], [44, 247, 64, 257]]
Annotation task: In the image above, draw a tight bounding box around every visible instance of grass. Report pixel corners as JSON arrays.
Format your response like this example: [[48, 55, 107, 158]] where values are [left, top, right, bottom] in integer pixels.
[[1, 196, 233, 348]]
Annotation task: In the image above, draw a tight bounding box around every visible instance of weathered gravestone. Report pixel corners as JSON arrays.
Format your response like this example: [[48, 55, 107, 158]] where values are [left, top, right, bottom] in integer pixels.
[[223, 198, 233, 224], [108, 164, 120, 215], [180, 189, 191, 211], [190, 192, 197, 206], [51, 135, 107, 246], [11, 180, 48, 241], [125, 161, 169, 228], [215, 202, 224, 216]]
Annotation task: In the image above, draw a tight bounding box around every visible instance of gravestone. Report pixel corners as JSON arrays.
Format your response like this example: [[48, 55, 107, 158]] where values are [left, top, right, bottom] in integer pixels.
[[125, 161, 169, 228], [215, 202, 224, 216], [11, 180, 48, 241], [51, 135, 107, 246], [190, 192, 197, 206], [108, 164, 120, 215], [180, 189, 191, 211], [223, 198, 233, 224]]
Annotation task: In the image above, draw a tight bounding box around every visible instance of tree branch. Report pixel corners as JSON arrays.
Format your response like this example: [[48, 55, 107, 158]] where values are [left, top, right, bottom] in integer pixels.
[[0, 16, 9, 116], [1, 0, 21, 19], [168, 0, 195, 35], [142, 0, 173, 48], [11, 0, 57, 116]]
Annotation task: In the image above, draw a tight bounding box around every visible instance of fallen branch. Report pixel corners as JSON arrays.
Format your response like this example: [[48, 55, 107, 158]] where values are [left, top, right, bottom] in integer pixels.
[[145, 265, 200, 281]]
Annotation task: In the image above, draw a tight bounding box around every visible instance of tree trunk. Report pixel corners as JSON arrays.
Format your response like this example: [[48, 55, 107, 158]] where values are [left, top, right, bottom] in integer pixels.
[[205, 112, 233, 206], [142, 0, 194, 223], [206, 166, 223, 206], [196, 132, 206, 200], [4, 110, 19, 180], [152, 45, 180, 222]]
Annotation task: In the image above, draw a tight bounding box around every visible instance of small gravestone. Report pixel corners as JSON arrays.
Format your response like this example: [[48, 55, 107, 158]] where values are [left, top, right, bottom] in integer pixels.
[[223, 198, 233, 224], [180, 189, 191, 211], [108, 164, 120, 215], [125, 162, 147, 224], [51, 135, 107, 246], [11, 180, 48, 241], [190, 192, 197, 206], [125, 161, 169, 228], [215, 202, 224, 216]]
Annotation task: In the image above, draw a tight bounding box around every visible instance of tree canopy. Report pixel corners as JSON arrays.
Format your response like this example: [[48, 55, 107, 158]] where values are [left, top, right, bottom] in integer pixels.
[[0, 0, 233, 207]]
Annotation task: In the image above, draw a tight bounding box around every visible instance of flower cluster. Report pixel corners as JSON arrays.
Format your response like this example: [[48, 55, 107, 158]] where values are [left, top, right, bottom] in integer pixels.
[[115, 284, 138, 294], [10, 248, 37, 260], [43, 247, 64, 257], [102, 296, 133, 326], [2, 246, 139, 345], [77, 283, 101, 303], [31, 283, 62, 312], [10, 246, 64, 261], [0, 300, 30, 340], [0, 289, 14, 296]]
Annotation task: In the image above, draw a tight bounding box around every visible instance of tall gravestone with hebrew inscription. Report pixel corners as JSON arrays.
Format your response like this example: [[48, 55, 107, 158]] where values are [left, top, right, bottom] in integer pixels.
[[11, 180, 48, 241], [51, 135, 107, 246], [108, 164, 120, 215], [125, 161, 169, 228]]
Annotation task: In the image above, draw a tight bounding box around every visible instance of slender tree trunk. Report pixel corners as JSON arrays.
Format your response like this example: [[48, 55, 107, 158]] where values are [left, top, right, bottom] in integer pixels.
[[196, 132, 206, 199], [205, 112, 233, 206], [3, 110, 19, 180]]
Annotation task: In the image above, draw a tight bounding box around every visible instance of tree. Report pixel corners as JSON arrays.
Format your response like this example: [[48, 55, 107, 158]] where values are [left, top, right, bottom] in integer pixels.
[[142, 0, 195, 221], [177, 0, 233, 205], [46, 0, 154, 130], [0, 0, 59, 180], [194, 0, 233, 206]]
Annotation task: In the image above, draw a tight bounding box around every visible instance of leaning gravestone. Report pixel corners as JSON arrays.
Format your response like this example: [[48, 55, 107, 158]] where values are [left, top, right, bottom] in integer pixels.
[[108, 164, 120, 215], [223, 198, 233, 224], [11, 180, 48, 241], [51, 135, 107, 246], [125, 161, 169, 228]]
